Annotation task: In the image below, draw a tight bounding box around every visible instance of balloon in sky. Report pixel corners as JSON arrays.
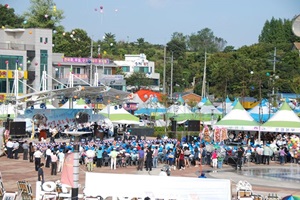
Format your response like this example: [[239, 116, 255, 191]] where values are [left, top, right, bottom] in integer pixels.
[[45, 14, 49, 18], [100, 6, 103, 13], [115, 9, 118, 12], [23, 20, 27, 24], [94, 8, 97, 11], [5, 4, 9, 8], [53, 5, 56, 12]]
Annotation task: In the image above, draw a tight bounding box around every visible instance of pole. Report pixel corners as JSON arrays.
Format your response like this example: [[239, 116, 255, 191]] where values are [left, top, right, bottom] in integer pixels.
[[201, 51, 207, 98], [163, 46, 166, 94], [6, 61, 9, 102], [170, 52, 174, 101], [90, 39, 93, 85], [71, 139, 79, 200], [272, 47, 276, 104]]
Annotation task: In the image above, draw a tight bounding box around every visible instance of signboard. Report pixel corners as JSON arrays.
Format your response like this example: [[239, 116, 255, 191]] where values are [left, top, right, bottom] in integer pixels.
[[63, 57, 110, 65], [0, 70, 27, 79], [23, 108, 93, 127]]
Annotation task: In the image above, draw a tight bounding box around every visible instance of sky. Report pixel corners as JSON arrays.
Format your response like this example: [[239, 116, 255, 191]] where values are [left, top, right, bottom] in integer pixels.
[[2, 0, 300, 48]]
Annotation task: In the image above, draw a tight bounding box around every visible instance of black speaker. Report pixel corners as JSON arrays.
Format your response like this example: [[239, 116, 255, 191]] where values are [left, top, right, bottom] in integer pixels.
[[9, 122, 26, 136], [188, 120, 200, 131], [171, 120, 177, 131]]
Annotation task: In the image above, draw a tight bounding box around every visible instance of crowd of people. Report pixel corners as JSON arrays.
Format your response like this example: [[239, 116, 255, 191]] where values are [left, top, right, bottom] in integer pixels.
[[4, 129, 300, 180]]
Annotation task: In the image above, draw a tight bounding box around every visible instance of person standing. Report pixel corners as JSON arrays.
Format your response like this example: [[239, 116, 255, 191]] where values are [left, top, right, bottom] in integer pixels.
[[50, 151, 58, 175], [145, 148, 153, 171], [237, 146, 245, 170], [57, 150, 65, 173], [279, 147, 287, 165], [96, 147, 103, 167], [110, 148, 118, 170], [152, 146, 158, 168], [22, 140, 29, 160], [263, 144, 273, 165], [29, 142, 35, 162], [45, 146, 52, 168], [179, 147, 185, 170], [211, 149, 218, 169], [6, 139, 14, 159], [137, 147, 145, 171], [13, 140, 20, 159], [33, 148, 43, 171], [38, 163, 45, 185]]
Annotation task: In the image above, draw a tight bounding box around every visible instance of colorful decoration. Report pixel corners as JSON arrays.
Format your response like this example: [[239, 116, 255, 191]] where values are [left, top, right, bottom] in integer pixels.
[[202, 125, 211, 142]]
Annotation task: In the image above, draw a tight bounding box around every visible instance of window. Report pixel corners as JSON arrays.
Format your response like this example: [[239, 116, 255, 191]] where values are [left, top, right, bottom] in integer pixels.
[[74, 67, 80, 74], [40, 37, 43, 43], [0, 55, 23, 70], [45, 38, 48, 43], [122, 66, 130, 72], [104, 68, 112, 75]]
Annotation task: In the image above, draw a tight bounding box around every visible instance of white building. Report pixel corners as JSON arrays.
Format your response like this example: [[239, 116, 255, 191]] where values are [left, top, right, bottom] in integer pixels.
[[114, 54, 160, 91]]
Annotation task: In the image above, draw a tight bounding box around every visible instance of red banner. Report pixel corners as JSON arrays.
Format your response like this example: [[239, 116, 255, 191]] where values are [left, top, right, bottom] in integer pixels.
[[61, 153, 74, 187]]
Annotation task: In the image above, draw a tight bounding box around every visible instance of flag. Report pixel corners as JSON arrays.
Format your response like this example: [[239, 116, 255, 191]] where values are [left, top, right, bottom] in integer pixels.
[[61, 152, 74, 187]]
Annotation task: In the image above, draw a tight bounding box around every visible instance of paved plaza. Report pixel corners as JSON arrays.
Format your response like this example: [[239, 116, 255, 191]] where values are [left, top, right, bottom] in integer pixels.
[[0, 152, 299, 199]]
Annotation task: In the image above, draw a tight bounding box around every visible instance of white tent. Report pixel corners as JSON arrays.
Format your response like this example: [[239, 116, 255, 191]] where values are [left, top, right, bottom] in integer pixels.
[[217, 96, 233, 115], [248, 99, 274, 123], [99, 105, 140, 125], [167, 104, 192, 115], [0, 103, 15, 115], [214, 100, 260, 131], [197, 99, 221, 115], [197, 97, 207, 108], [261, 101, 300, 133]]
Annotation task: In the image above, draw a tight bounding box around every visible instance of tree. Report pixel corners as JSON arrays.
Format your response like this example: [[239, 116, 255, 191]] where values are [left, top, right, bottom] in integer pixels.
[[187, 28, 227, 53], [0, 4, 24, 28], [53, 28, 91, 57], [125, 72, 152, 90], [258, 17, 298, 44], [22, 0, 64, 29]]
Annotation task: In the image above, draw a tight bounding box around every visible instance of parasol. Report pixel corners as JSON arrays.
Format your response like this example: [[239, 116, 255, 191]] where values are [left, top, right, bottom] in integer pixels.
[[282, 195, 300, 200]]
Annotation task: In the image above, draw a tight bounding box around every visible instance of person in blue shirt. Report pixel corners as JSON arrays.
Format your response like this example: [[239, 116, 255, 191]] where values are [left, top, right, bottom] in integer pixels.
[[96, 147, 104, 167]]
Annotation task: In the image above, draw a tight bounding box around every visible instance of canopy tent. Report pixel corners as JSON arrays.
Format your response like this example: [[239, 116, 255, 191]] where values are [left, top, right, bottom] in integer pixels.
[[135, 96, 166, 116], [99, 105, 140, 125], [248, 99, 274, 123], [166, 104, 198, 121], [217, 96, 233, 115], [90, 114, 113, 132], [196, 98, 222, 121], [261, 101, 300, 133], [197, 97, 207, 108], [0, 103, 15, 115], [60, 98, 91, 109], [214, 100, 260, 131], [128, 89, 163, 109]]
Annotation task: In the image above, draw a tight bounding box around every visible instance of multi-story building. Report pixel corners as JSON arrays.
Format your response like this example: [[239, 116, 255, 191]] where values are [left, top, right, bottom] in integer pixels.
[[0, 28, 160, 103], [114, 54, 160, 91], [0, 28, 53, 101]]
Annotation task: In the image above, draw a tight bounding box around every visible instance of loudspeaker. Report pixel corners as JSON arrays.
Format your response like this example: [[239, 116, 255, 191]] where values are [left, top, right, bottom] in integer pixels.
[[188, 120, 200, 131], [9, 122, 26, 136], [3, 119, 13, 129], [171, 120, 177, 131]]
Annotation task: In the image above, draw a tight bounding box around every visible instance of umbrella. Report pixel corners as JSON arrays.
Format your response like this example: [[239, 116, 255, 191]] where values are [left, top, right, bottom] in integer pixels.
[[282, 195, 300, 200]]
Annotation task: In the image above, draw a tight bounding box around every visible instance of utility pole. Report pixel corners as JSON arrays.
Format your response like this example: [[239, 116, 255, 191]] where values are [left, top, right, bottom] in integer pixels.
[[272, 47, 276, 104], [90, 39, 93, 85], [170, 52, 174, 101], [201, 51, 207, 98], [163, 46, 166, 94]]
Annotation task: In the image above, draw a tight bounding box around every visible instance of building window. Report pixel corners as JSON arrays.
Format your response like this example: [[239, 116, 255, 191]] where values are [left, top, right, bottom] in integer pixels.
[[122, 66, 130, 72], [104, 68, 112, 75], [134, 66, 149, 73], [73, 67, 80, 74], [0, 55, 23, 70], [40, 37, 43, 43]]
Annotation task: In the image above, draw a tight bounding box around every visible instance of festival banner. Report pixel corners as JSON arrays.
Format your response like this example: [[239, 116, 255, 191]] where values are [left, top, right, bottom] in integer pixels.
[[61, 152, 74, 187]]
